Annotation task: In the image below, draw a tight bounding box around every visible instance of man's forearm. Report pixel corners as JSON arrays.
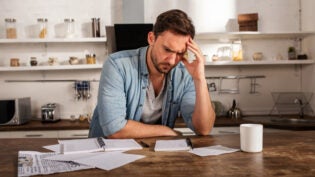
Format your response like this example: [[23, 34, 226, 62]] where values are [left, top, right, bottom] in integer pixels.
[[192, 78, 216, 135], [107, 120, 178, 139]]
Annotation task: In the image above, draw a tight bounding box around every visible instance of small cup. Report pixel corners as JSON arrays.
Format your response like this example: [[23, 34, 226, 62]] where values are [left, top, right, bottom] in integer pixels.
[[253, 52, 263, 61], [70, 115, 77, 122], [69, 56, 79, 65], [240, 124, 263, 152], [10, 58, 20, 67], [48, 57, 58, 65]]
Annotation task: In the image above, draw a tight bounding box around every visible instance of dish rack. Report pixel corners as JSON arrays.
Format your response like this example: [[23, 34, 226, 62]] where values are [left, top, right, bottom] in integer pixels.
[[269, 92, 314, 117], [206, 75, 265, 94]]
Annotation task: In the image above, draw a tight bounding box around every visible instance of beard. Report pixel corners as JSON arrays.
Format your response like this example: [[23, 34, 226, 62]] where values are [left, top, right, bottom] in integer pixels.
[[150, 50, 173, 74]]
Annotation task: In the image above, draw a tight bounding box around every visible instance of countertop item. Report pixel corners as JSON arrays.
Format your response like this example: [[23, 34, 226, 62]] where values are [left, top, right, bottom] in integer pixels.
[[0, 131, 314, 177]]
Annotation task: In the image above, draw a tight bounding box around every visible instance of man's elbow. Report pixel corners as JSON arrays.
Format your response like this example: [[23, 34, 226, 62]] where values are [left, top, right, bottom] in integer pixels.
[[197, 130, 211, 136], [195, 127, 212, 136]]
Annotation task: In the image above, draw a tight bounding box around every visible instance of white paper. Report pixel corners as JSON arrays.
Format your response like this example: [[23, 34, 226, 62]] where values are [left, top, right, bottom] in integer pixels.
[[103, 139, 143, 151], [57, 138, 142, 154], [44, 152, 105, 161], [189, 145, 239, 157], [58, 138, 103, 154], [18, 151, 93, 177], [72, 152, 145, 171], [154, 139, 191, 151], [43, 144, 61, 153]]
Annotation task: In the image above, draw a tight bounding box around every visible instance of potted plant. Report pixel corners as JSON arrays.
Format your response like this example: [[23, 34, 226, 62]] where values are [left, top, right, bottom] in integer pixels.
[[288, 46, 296, 60]]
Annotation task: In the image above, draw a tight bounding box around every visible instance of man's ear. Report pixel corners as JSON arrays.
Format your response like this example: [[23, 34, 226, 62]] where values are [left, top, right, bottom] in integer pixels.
[[147, 31, 155, 45]]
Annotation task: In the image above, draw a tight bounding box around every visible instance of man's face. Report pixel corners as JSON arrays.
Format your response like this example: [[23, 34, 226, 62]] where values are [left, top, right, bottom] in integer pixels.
[[148, 31, 189, 74]]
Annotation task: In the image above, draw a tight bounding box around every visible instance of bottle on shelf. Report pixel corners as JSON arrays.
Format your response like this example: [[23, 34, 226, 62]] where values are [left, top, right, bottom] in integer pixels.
[[5, 18, 17, 39], [91, 18, 100, 37], [37, 18, 48, 38]]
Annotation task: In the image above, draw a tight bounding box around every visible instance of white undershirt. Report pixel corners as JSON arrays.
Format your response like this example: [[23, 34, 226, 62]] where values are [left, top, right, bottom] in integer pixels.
[[140, 79, 166, 124]]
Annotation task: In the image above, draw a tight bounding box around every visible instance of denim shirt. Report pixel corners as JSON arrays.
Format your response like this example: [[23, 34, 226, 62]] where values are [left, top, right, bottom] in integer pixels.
[[89, 46, 196, 137]]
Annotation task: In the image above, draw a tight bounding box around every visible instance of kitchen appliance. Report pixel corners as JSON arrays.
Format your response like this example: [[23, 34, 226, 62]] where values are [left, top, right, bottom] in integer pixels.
[[114, 23, 153, 52], [41, 103, 60, 123], [227, 99, 242, 119], [0, 97, 31, 125]]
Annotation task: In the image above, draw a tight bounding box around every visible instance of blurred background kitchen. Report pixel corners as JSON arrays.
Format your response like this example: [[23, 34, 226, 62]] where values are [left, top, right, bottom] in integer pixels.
[[1, 0, 315, 121]]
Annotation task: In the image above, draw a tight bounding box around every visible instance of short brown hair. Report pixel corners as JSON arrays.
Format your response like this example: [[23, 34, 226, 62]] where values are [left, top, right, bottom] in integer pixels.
[[153, 9, 195, 39]]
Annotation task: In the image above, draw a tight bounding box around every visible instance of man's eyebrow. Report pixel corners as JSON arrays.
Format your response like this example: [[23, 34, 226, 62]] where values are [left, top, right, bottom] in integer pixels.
[[163, 45, 186, 54]]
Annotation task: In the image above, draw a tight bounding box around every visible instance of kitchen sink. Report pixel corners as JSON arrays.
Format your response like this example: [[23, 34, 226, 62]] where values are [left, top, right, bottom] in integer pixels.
[[242, 116, 315, 130], [270, 117, 315, 123]]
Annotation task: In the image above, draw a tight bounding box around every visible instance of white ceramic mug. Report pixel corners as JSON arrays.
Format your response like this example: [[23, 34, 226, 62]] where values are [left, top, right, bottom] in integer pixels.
[[240, 124, 263, 152]]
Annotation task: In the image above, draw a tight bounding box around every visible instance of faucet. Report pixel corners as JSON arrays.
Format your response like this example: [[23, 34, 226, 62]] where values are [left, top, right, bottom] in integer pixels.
[[294, 98, 304, 118]]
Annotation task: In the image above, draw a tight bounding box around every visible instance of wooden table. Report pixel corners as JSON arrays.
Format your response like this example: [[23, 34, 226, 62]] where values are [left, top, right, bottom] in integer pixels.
[[1, 131, 314, 177]]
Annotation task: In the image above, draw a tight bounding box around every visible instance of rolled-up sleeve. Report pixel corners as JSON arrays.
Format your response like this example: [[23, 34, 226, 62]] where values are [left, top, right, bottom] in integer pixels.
[[179, 76, 196, 131], [97, 57, 128, 136]]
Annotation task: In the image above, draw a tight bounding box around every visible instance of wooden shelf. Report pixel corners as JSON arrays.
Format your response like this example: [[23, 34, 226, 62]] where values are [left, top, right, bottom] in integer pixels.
[[0, 64, 103, 71], [195, 31, 315, 41], [205, 59, 314, 66], [0, 37, 106, 43]]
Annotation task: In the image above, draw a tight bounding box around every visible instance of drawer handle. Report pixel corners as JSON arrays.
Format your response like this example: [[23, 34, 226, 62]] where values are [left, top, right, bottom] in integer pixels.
[[72, 134, 88, 137], [25, 134, 43, 137], [218, 131, 237, 134]]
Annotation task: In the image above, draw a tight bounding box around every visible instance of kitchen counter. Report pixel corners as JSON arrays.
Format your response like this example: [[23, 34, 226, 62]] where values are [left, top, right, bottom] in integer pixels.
[[1, 116, 314, 132], [176, 116, 315, 130], [1, 131, 314, 177], [0, 119, 90, 131]]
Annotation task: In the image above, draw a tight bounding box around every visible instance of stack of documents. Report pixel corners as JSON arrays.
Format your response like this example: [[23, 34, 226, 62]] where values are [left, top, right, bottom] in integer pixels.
[[18, 138, 240, 176], [37, 138, 145, 174], [189, 145, 239, 156], [154, 139, 192, 151], [57, 137, 143, 154]]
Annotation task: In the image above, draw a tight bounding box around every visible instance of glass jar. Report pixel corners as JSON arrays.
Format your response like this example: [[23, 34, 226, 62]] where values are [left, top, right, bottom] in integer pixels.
[[86, 54, 96, 64], [37, 18, 48, 38], [64, 18, 75, 38], [232, 40, 243, 61], [10, 58, 20, 67], [5, 18, 17, 39], [30, 57, 38, 66]]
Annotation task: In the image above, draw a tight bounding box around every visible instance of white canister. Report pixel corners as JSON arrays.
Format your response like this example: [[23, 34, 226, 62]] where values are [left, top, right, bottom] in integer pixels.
[[240, 124, 263, 152]]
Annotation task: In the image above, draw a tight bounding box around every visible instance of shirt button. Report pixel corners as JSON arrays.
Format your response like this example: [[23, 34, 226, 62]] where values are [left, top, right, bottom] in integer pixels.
[[142, 86, 146, 89], [139, 104, 143, 107]]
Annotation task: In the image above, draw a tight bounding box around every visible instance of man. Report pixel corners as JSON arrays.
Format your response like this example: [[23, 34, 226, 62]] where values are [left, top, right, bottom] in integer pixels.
[[89, 9, 215, 138]]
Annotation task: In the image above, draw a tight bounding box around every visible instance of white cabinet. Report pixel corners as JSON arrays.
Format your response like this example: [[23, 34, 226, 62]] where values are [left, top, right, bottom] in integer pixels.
[[210, 127, 292, 135], [58, 130, 89, 139], [174, 127, 291, 136], [195, 31, 315, 66], [0, 130, 58, 138], [210, 127, 240, 135], [0, 130, 89, 138]]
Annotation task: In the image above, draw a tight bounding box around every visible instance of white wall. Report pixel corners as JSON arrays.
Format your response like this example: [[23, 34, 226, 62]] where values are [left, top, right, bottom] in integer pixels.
[[301, 0, 315, 111], [1, 0, 314, 119], [144, 0, 300, 33], [0, 0, 118, 119], [142, 0, 313, 116]]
